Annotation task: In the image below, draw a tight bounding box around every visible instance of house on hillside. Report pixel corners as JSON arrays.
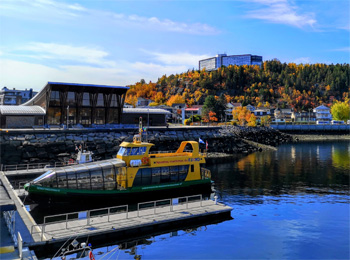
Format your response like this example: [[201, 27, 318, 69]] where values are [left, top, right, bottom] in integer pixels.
[[136, 97, 154, 107], [274, 108, 293, 122], [225, 103, 242, 120], [246, 104, 255, 112], [185, 105, 203, 118], [314, 105, 332, 122]]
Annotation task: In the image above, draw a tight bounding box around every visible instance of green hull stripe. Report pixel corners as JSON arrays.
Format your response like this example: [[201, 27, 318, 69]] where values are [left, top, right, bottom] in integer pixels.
[[28, 179, 211, 197]]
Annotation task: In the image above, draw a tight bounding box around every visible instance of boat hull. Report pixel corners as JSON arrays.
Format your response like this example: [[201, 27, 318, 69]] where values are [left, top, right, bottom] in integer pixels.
[[27, 179, 212, 207]]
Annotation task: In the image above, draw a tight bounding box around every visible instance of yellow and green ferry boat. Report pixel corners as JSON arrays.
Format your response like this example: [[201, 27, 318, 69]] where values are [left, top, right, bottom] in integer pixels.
[[24, 134, 212, 204]]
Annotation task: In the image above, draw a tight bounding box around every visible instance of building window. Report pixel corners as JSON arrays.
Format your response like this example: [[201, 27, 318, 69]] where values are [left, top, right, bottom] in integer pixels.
[[107, 108, 119, 124], [81, 108, 91, 125], [49, 91, 60, 106], [95, 108, 105, 124], [82, 92, 90, 107], [67, 92, 75, 106], [111, 94, 118, 107], [47, 107, 61, 125], [96, 93, 104, 107]]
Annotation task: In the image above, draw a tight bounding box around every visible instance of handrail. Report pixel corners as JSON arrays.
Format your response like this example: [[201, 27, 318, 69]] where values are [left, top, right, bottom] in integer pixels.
[[32, 194, 206, 238]]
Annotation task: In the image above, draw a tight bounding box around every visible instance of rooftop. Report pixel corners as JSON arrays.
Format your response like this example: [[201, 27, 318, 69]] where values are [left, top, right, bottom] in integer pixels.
[[0, 105, 46, 116]]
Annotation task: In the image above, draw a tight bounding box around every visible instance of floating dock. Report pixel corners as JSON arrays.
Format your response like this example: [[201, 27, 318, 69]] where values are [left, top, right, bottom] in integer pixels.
[[0, 170, 232, 258]]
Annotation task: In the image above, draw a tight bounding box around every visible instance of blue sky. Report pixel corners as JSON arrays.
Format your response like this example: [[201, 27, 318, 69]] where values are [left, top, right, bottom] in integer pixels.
[[0, 0, 349, 91]]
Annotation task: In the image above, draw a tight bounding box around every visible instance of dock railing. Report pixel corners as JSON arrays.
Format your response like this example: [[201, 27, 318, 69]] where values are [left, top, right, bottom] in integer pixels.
[[31, 194, 207, 241]]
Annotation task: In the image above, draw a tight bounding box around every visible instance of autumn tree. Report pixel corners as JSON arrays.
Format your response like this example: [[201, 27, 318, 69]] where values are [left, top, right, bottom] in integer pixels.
[[232, 106, 257, 126], [166, 94, 185, 107], [331, 101, 350, 121]]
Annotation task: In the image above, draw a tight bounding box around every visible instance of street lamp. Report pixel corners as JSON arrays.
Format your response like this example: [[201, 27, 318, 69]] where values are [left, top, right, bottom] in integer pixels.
[[67, 105, 69, 129]]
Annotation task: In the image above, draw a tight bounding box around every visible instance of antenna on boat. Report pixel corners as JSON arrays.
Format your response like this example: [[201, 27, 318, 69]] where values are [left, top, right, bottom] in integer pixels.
[[133, 117, 143, 143]]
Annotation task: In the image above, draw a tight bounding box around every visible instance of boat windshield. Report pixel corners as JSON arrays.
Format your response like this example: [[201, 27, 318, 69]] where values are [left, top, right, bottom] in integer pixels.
[[117, 147, 130, 156], [32, 170, 55, 184], [118, 147, 147, 156]]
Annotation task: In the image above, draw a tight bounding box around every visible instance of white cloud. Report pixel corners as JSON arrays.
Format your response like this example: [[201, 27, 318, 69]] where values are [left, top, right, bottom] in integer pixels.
[[245, 0, 316, 28], [293, 57, 311, 64], [18, 42, 116, 67], [142, 50, 210, 66], [0, 55, 201, 91], [332, 47, 350, 52], [0, 0, 219, 35]]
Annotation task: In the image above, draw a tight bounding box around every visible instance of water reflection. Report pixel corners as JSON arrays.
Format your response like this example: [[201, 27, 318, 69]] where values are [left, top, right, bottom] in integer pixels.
[[209, 141, 350, 198]]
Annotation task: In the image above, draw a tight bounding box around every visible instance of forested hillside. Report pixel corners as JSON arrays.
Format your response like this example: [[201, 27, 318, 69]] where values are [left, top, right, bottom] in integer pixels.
[[125, 60, 349, 111]]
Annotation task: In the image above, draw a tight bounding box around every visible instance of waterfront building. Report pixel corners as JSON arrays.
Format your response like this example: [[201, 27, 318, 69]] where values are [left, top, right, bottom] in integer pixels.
[[199, 54, 263, 71], [0, 82, 128, 128], [0, 87, 37, 105], [314, 105, 332, 122], [122, 108, 171, 126], [291, 111, 316, 123]]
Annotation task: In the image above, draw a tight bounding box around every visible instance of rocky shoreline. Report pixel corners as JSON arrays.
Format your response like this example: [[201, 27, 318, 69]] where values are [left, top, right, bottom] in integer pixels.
[[293, 134, 350, 141], [0, 126, 292, 166]]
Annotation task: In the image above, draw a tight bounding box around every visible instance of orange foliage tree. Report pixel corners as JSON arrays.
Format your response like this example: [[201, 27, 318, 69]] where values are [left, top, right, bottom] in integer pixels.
[[232, 107, 257, 126]]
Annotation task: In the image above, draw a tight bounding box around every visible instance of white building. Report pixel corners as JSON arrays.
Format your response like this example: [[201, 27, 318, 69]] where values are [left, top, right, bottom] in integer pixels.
[[314, 105, 332, 122], [0, 87, 37, 105]]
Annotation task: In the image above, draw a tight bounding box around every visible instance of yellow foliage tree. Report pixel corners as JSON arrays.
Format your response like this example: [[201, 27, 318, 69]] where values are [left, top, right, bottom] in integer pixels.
[[166, 94, 185, 107]]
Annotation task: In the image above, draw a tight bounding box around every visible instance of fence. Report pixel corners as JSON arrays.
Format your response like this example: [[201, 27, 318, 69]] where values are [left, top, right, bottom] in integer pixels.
[[270, 124, 350, 131]]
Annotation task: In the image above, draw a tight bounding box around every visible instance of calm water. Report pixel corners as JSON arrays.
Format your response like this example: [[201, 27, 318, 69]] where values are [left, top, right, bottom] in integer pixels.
[[47, 141, 350, 260]]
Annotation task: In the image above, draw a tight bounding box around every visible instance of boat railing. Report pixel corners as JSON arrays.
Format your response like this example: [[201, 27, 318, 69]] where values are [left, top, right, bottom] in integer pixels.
[[149, 149, 193, 155], [31, 194, 208, 241], [2, 160, 96, 172], [2, 161, 69, 172]]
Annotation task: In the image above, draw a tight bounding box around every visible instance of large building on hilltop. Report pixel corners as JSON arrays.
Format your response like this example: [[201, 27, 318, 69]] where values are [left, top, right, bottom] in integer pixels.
[[199, 54, 263, 71]]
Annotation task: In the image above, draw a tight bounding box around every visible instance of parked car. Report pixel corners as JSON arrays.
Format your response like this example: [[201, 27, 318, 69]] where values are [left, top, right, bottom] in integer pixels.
[[316, 121, 330, 125], [331, 120, 344, 125]]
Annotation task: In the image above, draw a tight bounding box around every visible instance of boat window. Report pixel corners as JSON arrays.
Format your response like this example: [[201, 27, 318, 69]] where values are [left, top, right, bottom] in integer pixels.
[[141, 168, 152, 185], [66, 169, 77, 189], [138, 147, 147, 155], [90, 168, 104, 190], [33, 170, 54, 184], [133, 170, 142, 186], [131, 147, 139, 156], [170, 166, 179, 182], [34, 171, 57, 187], [161, 167, 170, 183], [77, 171, 90, 190], [152, 167, 160, 184], [179, 165, 189, 181], [191, 165, 194, 172], [117, 147, 131, 156], [57, 170, 67, 188], [103, 165, 116, 190]]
